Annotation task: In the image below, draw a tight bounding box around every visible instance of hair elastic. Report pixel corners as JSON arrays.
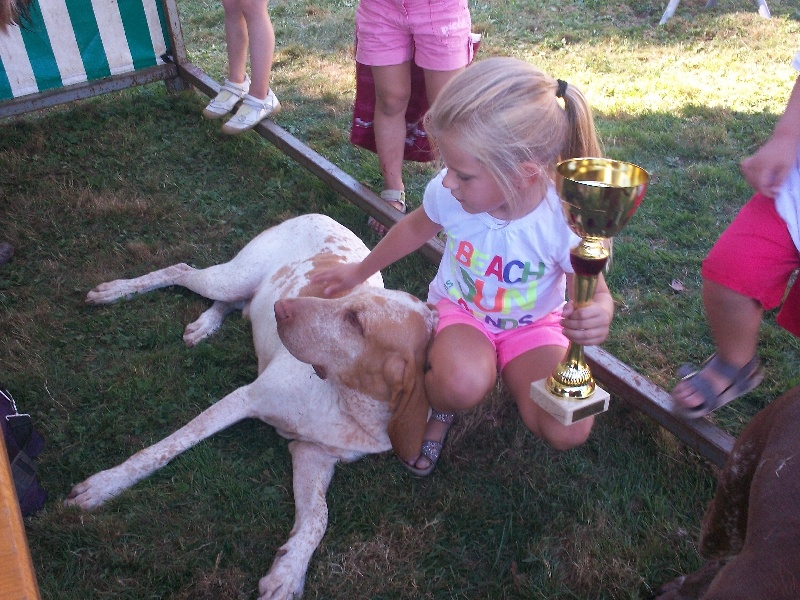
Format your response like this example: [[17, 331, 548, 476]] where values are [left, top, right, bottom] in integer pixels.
[[556, 79, 568, 99]]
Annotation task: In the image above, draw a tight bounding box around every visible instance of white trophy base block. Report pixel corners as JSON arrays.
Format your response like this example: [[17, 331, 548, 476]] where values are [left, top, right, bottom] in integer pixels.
[[529, 379, 610, 426]]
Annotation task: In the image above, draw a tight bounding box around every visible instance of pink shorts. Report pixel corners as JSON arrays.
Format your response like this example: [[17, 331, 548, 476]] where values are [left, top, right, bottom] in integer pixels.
[[355, 0, 472, 71], [702, 193, 800, 311], [434, 299, 569, 372]]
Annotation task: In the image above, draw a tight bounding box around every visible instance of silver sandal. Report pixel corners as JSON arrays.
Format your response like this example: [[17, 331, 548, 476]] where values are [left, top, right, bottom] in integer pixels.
[[401, 409, 455, 477]]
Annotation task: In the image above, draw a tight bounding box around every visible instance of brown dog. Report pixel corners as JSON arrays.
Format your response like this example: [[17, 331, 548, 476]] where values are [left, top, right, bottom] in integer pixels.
[[655, 384, 800, 599]]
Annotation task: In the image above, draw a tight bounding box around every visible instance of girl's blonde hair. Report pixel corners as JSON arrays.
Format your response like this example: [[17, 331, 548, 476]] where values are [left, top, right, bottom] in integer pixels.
[[1, 0, 32, 30], [424, 57, 602, 210]]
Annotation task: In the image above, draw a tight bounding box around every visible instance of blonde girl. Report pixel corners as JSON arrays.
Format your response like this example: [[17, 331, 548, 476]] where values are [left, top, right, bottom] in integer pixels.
[[314, 57, 613, 475]]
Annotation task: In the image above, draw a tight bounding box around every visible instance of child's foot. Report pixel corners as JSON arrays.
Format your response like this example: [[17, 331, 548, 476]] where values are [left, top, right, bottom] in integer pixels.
[[400, 410, 455, 477], [368, 190, 406, 236], [202, 76, 250, 120], [221, 90, 281, 134], [670, 354, 763, 419]]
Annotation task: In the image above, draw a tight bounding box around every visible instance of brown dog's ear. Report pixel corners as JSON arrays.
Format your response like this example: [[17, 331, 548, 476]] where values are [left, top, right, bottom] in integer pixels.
[[384, 353, 429, 463]]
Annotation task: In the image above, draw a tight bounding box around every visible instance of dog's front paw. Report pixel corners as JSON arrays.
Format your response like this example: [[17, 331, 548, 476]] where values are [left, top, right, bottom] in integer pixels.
[[64, 469, 131, 510], [257, 558, 306, 600], [184, 314, 221, 346], [85, 281, 137, 305]]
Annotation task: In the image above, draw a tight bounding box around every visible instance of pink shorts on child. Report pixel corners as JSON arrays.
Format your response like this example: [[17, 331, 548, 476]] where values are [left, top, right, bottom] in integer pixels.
[[355, 0, 472, 71], [434, 299, 569, 372], [702, 193, 800, 313]]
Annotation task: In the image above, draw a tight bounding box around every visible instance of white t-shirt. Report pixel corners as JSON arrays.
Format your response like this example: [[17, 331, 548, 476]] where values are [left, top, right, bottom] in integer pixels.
[[774, 51, 800, 251], [422, 170, 581, 334]]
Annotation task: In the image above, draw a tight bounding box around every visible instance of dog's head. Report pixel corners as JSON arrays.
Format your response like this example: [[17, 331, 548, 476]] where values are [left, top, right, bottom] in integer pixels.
[[274, 288, 438, 461]]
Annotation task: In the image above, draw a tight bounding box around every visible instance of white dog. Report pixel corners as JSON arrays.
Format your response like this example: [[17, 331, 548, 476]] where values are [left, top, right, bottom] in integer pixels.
[[65, 213, 438, 600]]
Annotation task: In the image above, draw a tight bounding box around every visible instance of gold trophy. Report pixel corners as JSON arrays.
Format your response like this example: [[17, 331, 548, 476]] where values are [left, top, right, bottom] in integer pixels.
[[530, 157, 649, 425]]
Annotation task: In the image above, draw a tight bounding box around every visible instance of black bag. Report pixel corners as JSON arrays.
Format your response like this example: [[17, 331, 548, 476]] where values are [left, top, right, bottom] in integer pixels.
[[1, 386, 47, 516]]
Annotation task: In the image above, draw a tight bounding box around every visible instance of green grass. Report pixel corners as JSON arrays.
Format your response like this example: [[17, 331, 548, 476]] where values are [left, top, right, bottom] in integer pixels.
[[2, 0, 800, 598]]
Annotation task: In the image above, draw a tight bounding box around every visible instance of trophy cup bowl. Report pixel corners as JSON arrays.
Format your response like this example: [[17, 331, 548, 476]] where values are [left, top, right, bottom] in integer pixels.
[[530, 157, 649, 425]]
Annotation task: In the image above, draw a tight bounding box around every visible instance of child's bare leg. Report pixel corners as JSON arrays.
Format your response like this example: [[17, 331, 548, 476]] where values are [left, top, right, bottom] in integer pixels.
[[672, 279, 763, 409], [503, 346, 594, 450], [410, 324, 497, 471], [422, 66, 464, 105], [221, 0, 248, 83], [705, 279, 762, 366], [371, 63, 412, 193], [238, 0, 274, 99]]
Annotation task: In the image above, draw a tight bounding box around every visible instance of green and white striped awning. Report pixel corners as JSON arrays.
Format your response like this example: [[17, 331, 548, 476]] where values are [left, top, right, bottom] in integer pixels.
[[0, 0, 172, 101]]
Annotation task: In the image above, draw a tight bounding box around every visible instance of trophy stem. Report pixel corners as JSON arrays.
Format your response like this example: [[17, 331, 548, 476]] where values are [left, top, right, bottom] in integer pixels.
[[546, 239, 609, 400]]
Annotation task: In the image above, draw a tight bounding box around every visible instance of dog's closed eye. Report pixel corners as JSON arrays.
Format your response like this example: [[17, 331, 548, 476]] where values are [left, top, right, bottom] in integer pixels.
[[344, 309, 364, 336]]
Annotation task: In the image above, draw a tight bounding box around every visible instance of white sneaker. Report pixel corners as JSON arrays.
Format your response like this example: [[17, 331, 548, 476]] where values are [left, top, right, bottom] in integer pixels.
[[202, 76, 250, 120], [221, 90, 281, 134]]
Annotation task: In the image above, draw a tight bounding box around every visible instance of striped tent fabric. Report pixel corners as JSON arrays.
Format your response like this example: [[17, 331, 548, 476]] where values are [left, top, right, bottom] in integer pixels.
[[0, 0, 171, 101]]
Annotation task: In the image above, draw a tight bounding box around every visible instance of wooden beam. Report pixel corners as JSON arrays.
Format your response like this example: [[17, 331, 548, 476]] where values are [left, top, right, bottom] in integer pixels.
[[585, 347, 733, 466], [660, 0, 770, 25], [0, 65, 179, 120], [0, 438, 41, 600]]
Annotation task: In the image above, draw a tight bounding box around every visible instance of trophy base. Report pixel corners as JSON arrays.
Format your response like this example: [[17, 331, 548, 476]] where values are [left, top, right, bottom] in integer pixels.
[[529, 379, 610, 425]]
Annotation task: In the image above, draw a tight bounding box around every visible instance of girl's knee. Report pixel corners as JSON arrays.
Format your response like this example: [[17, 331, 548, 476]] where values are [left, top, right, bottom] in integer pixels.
[[544, 427, 591, 451], [426, 364, 494, 411], [528, 414, 593, 450], [375, 92, 411, 117]]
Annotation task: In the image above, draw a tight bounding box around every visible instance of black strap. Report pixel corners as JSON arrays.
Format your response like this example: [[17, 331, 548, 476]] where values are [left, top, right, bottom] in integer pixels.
[[11, 449, 38, 498], [6, 413, 34, 453], [2, 386, 34, 454]]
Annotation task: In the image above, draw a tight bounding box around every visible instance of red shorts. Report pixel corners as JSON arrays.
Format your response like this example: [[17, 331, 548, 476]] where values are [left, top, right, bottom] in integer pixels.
[[702, 193, 800, 336], [434, 299, 568, 371]]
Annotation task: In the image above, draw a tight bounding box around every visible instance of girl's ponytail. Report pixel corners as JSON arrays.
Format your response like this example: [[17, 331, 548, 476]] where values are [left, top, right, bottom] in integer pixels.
[[559, 82, 602, 161]]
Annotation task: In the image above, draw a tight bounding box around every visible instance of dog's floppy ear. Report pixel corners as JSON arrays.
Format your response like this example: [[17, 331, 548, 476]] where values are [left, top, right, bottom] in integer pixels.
[[384, 353, 429, 463]]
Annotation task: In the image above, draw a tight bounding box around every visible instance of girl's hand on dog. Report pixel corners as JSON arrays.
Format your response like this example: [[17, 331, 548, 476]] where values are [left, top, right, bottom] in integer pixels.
[[313, 263, 366, 297]]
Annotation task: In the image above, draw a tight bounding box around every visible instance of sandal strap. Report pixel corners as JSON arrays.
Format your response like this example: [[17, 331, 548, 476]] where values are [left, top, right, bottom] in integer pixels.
[[429, 409, 455, 424], [417, 411, 454, 463], [380, 190, 407, 212], [420, 439, 443, 463], [703, 354, 740, 382], [241, 93, 267, 110], [221, 77, 249, 95]]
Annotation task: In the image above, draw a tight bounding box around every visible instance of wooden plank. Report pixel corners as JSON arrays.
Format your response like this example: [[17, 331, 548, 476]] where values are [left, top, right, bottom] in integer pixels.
[[0, 64, 178, 119], [585, 347, 734, 467], [660, 0, 770, 24], [0, 437, 41, 600], [162, 0, 188, 65], [160, 0, 189, 92]]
